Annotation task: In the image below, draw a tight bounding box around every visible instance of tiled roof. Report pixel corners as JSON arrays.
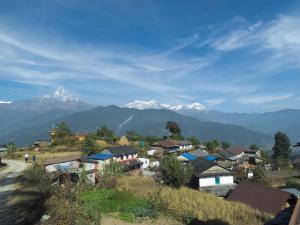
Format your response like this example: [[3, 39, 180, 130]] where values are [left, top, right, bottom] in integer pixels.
[[227, 181, 291, 215]]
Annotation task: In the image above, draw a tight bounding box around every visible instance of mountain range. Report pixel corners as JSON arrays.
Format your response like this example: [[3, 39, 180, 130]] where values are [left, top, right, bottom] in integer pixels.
[[0, 89, 299, 148]]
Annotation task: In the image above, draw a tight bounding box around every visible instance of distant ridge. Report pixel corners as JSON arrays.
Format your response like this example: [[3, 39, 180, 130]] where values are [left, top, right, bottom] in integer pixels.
[[0, 105, 272, 147]]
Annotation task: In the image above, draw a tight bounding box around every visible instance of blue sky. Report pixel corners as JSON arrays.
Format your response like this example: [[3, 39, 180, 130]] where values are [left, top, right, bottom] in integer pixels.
[[0, 0, 300, 112]]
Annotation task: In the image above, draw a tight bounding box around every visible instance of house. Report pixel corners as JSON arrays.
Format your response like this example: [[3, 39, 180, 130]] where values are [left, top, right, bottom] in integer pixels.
[[177, 152, 197, 161], [147, 149, 157, 156], [156, 140, 179, 153], [101, 146, 143, 171], [138, 158, 150, 169], [189, 149, 209, 158], [0, 147, 8, 157], [44, 155, 81, 173], [227, 181, 292, 215], [118, 136, 130, 146], [101, 146, 138, 161], [223, 147, 245, 160], [178, 141, 193, 150], [190, 157, 234, 188], [44, 154, 100, 183], [198, 144, 207, 151], [88, 153, 113, 171]]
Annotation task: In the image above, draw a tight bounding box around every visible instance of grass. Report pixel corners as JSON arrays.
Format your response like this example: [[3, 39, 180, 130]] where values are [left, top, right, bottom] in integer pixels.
[[14, 150, 81, 164], [117, 176, 272, 225], [80, 189, 155, 223]]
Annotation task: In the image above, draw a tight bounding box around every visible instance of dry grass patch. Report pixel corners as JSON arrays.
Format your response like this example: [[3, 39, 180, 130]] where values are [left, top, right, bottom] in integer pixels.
[[117, 176, 272, 225], [14, 150, 81, 163]]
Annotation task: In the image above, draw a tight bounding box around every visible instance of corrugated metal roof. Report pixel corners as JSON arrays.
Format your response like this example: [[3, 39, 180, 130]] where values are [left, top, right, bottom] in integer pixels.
[[44, 154, 81, 166], [227, 181, 291, 215], [181, 152, 197, 161], [88, 153, 113, 160], [206, 155, 216, 161]]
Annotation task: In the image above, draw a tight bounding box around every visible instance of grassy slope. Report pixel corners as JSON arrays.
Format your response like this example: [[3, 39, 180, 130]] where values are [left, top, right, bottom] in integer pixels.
[[117, 176, 272, 225]]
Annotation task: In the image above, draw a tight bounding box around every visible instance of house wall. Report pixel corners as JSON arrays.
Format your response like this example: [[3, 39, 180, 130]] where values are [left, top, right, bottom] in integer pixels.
[[45, 161, 80, 172], [199, 175, 234, 187], [147, 150, 156, 156], [138, 158, 149, 169]]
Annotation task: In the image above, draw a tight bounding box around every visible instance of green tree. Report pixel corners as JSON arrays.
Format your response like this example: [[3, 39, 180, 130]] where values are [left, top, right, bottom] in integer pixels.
[[126, 130, 143, 142], [205, 140, 220, 152], [96, 125, 115, 143], [187, 137, 200, 147], [165, 121, 182, 139], [6, 142, 17, 158], [221, 142, 230, 149], [82, 134, 99, 155], [250, 144, 259, 150], [159, 155, 193, 188], [272, 131, 291, 159], [52, 122, 73, 145]]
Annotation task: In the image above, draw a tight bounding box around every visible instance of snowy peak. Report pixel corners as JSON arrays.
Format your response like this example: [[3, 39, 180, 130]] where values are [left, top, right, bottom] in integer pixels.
[[125, 100, 207, 111], [42, 87, 79, 102], [0, 101, 12, 104]]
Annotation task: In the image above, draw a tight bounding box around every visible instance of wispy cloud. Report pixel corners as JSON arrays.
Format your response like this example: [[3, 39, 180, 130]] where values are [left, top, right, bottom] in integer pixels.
[[204, 98, 226, 106], [237, 94, 294, 105]]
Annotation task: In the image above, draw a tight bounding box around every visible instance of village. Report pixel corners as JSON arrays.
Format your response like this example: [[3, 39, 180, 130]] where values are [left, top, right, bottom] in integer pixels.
[[1, 121, 300, 225]]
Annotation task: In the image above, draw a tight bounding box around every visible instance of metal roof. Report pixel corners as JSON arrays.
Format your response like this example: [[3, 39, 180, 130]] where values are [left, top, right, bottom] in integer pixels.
[[282, 188, 300, 198], [88, 153, 113, 160], [180, 152, 197, 161], [227, 181, 291, 215], [102, 146, 138, 156], [189, 149, 209, 158]]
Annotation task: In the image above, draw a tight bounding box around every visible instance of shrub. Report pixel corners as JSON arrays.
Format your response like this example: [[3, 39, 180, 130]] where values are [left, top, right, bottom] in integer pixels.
[[160, 155, 193, 188]]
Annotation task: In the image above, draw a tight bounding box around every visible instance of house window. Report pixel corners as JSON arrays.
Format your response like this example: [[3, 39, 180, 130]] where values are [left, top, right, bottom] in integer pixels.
[[215, 176, 220, 185]]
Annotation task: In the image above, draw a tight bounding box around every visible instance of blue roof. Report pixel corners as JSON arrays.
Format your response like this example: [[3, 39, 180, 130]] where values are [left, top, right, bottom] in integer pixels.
[[181, 152, 197, 161], [206, 155, 216, 161], [88, 153, 113, 160]]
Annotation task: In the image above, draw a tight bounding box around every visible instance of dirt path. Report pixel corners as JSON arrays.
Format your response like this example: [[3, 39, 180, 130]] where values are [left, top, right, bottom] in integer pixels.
[[0, 160, 28, 225]]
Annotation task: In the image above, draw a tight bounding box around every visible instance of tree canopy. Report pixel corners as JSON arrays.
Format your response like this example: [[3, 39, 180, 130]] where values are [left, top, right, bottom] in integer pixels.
[[96, 125, 115, 143], [165, 121, 182, 140], [221, 142, 230, 149], [272, 131, 291, 159], [187, 137, 200, 146], [82, 134, 99, 155], [55, 122, 72, 139], [159, 155, 193, 188]]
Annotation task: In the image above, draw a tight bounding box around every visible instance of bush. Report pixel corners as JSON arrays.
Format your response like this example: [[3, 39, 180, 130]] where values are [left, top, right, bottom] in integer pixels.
[[160, 155, 193, 188]]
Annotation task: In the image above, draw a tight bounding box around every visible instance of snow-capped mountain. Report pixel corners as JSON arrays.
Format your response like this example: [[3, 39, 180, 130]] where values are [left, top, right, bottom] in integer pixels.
[[41, 87, 79, 102], [0, 101, 12, 104], [125, 100, 207, 111]]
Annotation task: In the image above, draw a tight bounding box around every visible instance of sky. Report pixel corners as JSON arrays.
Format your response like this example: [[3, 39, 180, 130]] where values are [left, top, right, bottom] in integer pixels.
[[0, 0, 300, 112]]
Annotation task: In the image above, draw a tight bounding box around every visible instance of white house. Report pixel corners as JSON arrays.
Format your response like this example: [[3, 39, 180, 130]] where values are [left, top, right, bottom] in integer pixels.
[[147, 149, 157, 156], [138, 158, 150, 169], [178, 141, 193, 150], [190, 157, 234, 188], [44, 155, 81, 173]]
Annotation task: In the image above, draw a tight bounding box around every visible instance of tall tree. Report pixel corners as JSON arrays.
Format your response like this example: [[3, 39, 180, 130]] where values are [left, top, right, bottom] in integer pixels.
[[96, 125, 115, 143], [221, 142, 230, 149], [205, 140, 220, 152], [82, 134, 99, 155], [250, 144, 259, 150], [165, 121, 182, 139], [56, 122, 72, 139], [272, 131, 291, 159]]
